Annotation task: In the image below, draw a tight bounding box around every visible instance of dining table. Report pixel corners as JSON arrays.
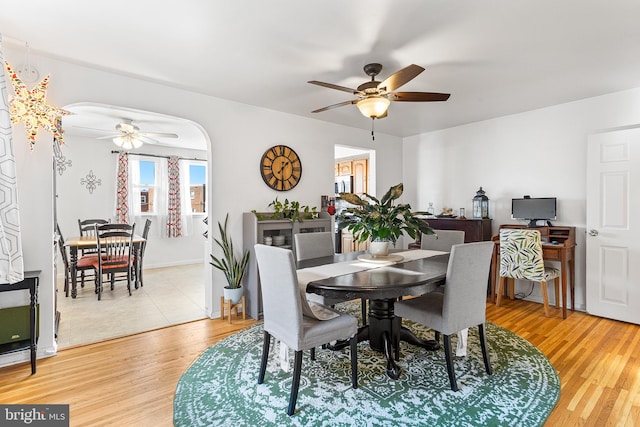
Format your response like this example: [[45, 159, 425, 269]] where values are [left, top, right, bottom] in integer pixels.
[[298, 250, 449, 380], [65, 234, 146, 298]]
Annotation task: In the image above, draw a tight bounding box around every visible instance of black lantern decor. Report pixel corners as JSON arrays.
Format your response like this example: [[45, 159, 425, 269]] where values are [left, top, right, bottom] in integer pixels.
[[472, 187, 489, 219]]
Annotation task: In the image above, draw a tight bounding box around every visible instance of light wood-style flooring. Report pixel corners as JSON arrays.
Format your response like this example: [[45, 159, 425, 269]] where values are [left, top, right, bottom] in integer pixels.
[[1, 299, 639, 426]]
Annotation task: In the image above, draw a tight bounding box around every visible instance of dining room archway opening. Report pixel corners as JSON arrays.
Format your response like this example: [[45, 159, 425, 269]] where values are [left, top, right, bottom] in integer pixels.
[[54, 103, 212, 348]]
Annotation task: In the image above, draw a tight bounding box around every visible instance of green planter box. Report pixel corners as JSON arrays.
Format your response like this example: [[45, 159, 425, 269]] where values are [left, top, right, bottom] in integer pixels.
[[0, 305, 39, 345]]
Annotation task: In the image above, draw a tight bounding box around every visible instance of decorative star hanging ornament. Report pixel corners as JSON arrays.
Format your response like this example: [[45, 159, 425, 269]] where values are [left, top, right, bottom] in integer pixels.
[[4, 61, 70, 149]]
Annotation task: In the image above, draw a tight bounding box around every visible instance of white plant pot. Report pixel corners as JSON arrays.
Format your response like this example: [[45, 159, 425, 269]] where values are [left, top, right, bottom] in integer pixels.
[[223, 286, 243, 304], [370, 240, 390, 257]]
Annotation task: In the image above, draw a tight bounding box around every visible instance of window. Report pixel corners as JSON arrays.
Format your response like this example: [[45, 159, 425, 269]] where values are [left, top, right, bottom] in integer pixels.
[[133, 159, 159, 214], [128, 156, 206, 216], [186, 162, 207, 213]]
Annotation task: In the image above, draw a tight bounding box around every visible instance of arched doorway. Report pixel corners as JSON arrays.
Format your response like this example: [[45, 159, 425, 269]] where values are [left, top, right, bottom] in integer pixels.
[[55, 103, 212, 348]]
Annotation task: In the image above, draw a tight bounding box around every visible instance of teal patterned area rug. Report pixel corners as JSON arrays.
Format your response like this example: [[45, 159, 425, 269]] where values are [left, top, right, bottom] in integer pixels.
[[174, 309, 559, 426]]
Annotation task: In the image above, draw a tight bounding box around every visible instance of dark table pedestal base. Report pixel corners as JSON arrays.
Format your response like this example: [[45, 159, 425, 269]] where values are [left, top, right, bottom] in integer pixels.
[[329, 298, 438, 379]]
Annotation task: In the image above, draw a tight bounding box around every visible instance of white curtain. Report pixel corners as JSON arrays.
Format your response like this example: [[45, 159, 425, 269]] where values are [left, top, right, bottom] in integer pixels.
[[129, 156, 141, 216], [0, 34, 24, 283], [178, 159, 194, 236], [127, 154, 162, 237]]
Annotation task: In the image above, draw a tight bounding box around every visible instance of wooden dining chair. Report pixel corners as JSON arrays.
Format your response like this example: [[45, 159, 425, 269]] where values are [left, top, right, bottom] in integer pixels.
[[134, 219, 152, 288], [254, 244, 358, 416], [78, 218, 110, 247], [56, 223, 95, 297], [395, 241, 494, 391], [91, 223, 136, 300], [294, 231, 369, 325], [77, 218, 110, 286]]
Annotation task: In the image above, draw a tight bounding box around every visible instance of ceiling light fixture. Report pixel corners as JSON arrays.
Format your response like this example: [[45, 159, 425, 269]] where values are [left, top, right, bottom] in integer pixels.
[[112, 134, 142, 150], [356, 96, 390, 119]]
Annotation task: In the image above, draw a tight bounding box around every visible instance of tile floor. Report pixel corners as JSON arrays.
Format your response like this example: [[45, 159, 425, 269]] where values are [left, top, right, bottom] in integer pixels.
[[56, 263, 207, 348]]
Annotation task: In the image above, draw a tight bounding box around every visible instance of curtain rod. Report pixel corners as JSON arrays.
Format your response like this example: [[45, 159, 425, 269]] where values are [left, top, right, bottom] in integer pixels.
[[111, 150, 206, 162]]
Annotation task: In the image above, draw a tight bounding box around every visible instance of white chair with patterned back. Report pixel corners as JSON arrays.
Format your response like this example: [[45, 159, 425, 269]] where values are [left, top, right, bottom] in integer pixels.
[[254, 244, 358, 416], [395, 241, 495, 391], [421, 229, 465, 251], [496, 229, 561, 317]]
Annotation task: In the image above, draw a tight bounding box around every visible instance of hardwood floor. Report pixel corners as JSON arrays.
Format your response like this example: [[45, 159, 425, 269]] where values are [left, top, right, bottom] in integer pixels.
[[0, 300, 638, 426]]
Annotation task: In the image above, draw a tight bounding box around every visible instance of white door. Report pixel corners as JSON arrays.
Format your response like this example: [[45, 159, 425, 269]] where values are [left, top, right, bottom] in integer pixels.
[[586, 128, 640, 324]]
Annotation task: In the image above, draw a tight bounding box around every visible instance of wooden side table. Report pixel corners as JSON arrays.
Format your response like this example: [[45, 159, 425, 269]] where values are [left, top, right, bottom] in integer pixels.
[[0, 271, 40, 374], [220, 296, 246, 323]]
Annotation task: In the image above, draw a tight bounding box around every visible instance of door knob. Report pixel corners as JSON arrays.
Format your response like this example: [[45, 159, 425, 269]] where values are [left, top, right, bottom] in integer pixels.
[[589, 229, 599, 236]]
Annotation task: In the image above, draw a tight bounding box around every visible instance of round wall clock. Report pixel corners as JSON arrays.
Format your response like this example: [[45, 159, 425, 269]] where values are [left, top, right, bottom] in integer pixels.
[[260, 145, 302, 191]]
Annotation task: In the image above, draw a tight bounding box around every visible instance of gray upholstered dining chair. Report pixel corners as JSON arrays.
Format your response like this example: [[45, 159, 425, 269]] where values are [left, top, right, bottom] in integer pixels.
[[395, 241, 494, 391], [254, 244, 358, 416], [294, 232, 368, 325], [294, 231, 335, 261], [421, 229, 465, 251]]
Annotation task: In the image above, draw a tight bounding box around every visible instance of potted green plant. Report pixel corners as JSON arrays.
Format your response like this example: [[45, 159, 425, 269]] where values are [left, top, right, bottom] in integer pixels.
[[337, 183, 434, 256], [251, 197, 319, 222], [210, 213, 250, 304]]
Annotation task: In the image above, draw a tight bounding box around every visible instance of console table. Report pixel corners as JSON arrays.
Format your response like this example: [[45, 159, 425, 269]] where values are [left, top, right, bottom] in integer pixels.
[[0, 270, 40, 374], [490, 225, 576, 319]]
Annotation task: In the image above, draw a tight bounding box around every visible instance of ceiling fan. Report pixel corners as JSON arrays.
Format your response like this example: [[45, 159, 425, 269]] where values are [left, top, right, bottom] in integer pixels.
[[308, 63, 450, 119], [74, 119, 179, 149]]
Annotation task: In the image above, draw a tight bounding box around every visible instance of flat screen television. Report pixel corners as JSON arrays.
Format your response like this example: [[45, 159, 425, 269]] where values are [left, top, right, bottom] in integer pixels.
[[511, 197, 557, 227]]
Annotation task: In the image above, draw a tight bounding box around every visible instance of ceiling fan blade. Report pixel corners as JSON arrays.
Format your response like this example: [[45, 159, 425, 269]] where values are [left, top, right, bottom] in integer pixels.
[[377, 64, 425, 92], [137, 136, 160, 145], [95, 134, 121, 140], [71, 125, 118, 134], [393, 92, 451, 102], [311, 99, 358, 113], [308, 80, 358, 94], [138, 132, 179, 138]]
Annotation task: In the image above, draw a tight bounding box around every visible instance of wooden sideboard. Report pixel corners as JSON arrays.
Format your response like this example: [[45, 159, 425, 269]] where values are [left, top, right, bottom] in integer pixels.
[[410, 218, 492, 248]]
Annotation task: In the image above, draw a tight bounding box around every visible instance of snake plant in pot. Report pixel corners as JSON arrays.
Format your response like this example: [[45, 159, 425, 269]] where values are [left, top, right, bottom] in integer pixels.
[[337, 183, 434, 257], [210, 214, 250, 304]]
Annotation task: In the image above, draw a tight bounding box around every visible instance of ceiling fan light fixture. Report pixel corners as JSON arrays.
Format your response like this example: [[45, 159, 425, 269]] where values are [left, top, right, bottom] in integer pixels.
[[357, 96, 390, 119], [113, 134, 141, 150]]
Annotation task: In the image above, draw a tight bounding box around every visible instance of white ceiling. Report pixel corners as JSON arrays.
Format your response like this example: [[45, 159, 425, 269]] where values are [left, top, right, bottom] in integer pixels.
[[2, 1, 640, 138], [62, 103, 207, 151]]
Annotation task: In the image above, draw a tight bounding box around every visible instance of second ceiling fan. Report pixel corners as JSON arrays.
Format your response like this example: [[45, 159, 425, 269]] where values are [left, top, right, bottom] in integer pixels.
[[308, 63, 450, 119], [74, 119, 178, 149]]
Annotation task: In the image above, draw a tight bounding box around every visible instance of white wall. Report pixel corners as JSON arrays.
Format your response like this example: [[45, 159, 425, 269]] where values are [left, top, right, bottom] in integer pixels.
[[403, 86, 640, 310], [1, 46, 403, 366]]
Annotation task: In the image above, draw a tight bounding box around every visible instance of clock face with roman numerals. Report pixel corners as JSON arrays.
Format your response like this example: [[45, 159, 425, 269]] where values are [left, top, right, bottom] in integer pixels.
[[260, 145, 302, 191]]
